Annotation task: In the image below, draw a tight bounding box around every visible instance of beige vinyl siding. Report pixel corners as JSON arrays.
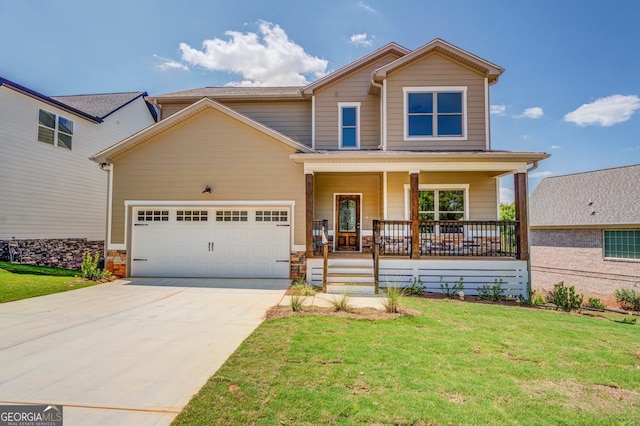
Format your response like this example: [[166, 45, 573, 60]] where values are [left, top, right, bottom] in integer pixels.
[[386, 52, 487, 150], [314, 53, 403, 150], [0, 87, 155, 240], [223, 102, 311, 146], [314, 173, 382, 231], [386, 171, 497, 220], [160, 100, 312, 146], [110, 108, 305, 245]]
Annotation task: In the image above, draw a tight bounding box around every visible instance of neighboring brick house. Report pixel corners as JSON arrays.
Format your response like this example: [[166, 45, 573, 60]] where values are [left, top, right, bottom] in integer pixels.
[[530, 164, 640, 304]]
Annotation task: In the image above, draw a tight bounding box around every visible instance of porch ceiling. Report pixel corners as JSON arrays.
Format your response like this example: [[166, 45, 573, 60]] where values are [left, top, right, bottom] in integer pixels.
[[290, 150, 549, 175]]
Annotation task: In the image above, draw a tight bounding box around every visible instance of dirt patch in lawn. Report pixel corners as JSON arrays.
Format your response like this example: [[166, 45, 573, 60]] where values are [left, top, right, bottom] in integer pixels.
[[520, 379, 640, 412], [265, 305, 421, 321]]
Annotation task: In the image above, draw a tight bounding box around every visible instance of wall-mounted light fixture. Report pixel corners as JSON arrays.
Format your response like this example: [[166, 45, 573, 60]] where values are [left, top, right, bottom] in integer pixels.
[[202, 185, 212, 194]]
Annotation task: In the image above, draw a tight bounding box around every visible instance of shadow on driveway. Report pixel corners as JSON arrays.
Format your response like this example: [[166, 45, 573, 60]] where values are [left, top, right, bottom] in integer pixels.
[[121, 277, 291, 291]]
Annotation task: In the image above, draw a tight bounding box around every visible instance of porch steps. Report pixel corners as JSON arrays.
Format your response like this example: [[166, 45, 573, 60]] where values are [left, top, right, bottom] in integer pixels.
[[325, 258, 376, 295]]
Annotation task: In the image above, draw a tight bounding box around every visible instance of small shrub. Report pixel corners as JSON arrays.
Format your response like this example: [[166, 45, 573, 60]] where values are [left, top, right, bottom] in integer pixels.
[[405, 276, 425, 295], [530, 290, 546, 306], [290, 278, 317, 296], [382, 286, 405, 313], [550, 281, 583, 312], [586, 297, 605, 310], [617, 311, 637, 325], [476, 279, 506, 302], [79, 252, 112, 281], [290, 294, 306, 312], [329, 292, 353, 312], [440, 277, 464, 299], [614, 288, 640, 311]]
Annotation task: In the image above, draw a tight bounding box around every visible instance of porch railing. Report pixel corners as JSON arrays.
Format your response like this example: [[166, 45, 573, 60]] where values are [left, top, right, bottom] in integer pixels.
[[312, 219, 329, 256], [373, 220, 519, 258]]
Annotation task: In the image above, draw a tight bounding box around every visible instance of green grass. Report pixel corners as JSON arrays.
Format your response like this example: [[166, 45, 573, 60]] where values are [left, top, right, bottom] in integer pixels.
[[0, 262, 98, 303], [173, 298, 640, 426]]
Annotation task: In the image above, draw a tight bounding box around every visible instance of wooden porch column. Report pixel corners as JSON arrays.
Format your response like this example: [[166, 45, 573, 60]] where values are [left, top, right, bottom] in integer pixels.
[[305, 173, 314, 258], [410, 172, 420, 259], [514, 172, 529, 260]]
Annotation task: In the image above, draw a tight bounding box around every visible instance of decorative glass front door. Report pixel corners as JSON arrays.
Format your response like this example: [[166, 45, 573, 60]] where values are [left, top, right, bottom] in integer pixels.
[[335, 194, 360, 251]]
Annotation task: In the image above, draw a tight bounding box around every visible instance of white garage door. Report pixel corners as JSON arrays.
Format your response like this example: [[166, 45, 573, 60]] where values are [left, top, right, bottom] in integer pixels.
[[131, 207, 291, 278]]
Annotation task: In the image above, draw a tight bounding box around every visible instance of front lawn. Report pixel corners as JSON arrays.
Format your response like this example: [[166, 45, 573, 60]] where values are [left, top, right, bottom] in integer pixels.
[[0, 262, 98, 303], [174, 298, 640, 425]]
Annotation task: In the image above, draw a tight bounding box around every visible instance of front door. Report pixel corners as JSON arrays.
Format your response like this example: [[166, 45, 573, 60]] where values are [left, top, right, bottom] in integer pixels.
[[335, 194, 360, 251]]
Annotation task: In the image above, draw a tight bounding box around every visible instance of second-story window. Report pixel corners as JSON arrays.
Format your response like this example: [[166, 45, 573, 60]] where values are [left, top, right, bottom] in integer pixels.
[[404, 87, 466, 140], [338, 102, 360, 149], [37, 108, 74, 150]]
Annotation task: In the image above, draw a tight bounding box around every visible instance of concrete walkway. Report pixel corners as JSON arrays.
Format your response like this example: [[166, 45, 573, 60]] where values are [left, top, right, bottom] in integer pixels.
[[0, 278, 289, 425]]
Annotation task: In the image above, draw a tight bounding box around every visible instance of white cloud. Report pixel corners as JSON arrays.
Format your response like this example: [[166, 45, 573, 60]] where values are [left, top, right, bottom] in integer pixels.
[[359, 1, 377, 13], [529, 170, 553, 179], [564, 94, 640, 127], [490, 104, 506, 115], [500, 187, 514, 203], [551, 145, 560, 150], [517, 107, 544, 119], [350, 33, 373, 47], [178, 21, 328, 87], [153, 54, 189, 71]]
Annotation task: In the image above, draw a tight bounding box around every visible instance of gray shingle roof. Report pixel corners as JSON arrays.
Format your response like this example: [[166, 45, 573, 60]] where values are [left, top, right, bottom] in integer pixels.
[[51, 92, 146, 119], [150, 86, 304, 99], [530, 164, 640, 227]]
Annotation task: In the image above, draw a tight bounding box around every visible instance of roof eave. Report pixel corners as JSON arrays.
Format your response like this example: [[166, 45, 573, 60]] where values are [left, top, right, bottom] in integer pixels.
[[91, 97, 314, 164], [0, 77, 102, 123]]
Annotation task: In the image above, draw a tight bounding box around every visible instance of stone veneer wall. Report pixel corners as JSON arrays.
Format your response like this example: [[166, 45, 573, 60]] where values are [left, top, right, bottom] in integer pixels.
[[106, 250, 127, 278], [0, 239, 104, 270], [530, 229, 640, 306], [290, 251, 306, 280]]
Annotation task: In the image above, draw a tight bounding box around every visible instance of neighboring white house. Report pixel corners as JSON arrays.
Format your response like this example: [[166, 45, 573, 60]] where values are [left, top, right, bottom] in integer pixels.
[[0, 77, 157, 268]]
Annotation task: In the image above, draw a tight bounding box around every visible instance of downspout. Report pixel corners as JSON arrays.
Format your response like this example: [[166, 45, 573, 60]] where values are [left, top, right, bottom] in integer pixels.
[[524, 160, 538, 301], [370, 76, 385, 150], [99, 162, 112, 270]]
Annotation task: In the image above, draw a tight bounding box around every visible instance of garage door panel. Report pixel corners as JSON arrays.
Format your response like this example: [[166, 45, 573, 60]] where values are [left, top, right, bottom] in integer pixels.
[[131, 207, 291, 278]]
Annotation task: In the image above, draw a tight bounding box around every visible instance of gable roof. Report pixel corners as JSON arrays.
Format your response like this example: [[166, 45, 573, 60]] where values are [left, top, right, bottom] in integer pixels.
[[91, 97, 315, 164], [372, 38, 504, 84], [530, 164, 640, 227], [302, 42, 410, 95], [51, 92, 153, 120]]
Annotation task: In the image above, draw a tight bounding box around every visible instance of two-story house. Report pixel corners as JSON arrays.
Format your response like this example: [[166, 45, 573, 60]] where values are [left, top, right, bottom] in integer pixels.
[[91, 39, 548, 298], [0, 77, 157, 269]]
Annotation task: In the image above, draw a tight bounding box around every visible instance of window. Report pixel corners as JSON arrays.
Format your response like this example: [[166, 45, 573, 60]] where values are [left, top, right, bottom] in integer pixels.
[[604, 230, 640, 260], [338, 102, 360, 149], [38, 109, 74, 150], [405, 185, 469, 234], [137, 210, 169, 222], [216, 210, 248, 222], [404, 87, 466, 139], [177, 210, 208, 222], [256, 210, 288, 222]]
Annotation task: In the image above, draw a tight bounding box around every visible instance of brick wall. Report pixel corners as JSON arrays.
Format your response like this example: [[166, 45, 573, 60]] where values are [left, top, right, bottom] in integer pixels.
[[0, 238, 104, 270], [530, 229, 640, 306]]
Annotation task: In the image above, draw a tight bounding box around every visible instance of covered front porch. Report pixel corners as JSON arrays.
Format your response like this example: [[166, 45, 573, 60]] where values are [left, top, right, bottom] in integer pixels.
[[291, 150, 548, 299]]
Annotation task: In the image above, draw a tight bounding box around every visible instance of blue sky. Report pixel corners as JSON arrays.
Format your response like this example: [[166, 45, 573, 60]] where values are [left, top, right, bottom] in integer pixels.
[[2, 0, 640, 201]]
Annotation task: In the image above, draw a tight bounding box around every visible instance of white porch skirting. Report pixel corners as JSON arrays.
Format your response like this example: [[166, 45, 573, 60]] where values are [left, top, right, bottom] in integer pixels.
[[307, 258, 529, 299]]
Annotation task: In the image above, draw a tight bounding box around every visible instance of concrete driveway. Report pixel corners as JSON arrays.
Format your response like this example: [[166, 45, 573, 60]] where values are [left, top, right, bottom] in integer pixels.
[[0, 278, 289, 425]]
